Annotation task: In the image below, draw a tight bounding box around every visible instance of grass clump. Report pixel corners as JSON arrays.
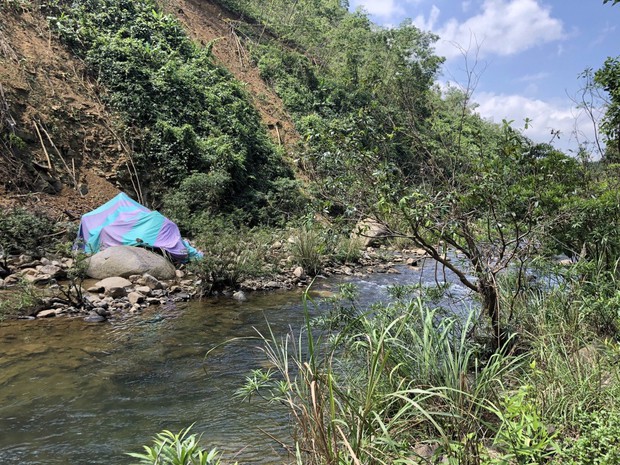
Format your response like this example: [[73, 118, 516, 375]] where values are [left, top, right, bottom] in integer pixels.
[[127, 426, 232, 465], [238, 289, 525, 464], [0, 279, 43, 319]]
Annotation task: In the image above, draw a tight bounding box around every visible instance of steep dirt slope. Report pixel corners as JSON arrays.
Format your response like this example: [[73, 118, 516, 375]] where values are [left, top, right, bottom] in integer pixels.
[[0, 7, 122, 219], [0, 1, 299, 220], [165, 0, 299, 150]]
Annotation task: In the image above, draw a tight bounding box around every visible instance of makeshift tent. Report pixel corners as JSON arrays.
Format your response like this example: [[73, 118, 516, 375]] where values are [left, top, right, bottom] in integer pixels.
[[75, 193, 201, 262]]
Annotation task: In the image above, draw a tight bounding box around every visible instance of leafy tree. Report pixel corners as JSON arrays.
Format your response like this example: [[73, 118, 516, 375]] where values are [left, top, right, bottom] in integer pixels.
[[595, 57, 620, 156]]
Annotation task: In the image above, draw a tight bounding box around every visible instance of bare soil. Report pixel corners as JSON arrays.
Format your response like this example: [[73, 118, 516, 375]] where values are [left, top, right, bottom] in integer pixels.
[[0, 0, 299, 220]]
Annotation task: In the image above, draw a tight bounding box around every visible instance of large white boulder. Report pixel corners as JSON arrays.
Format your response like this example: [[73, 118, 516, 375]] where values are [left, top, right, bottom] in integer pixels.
[[352, 218, 390, 247], [86, 246, 176, 280]]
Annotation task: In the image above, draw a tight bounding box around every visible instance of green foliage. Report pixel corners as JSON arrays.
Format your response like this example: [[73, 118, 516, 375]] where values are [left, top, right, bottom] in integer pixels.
[[491, 386, 557, 464], [0, 208, 56, 258], [595, 56, 620, 155], [188, 221, 279, 291], [0, 279, 43, 318], [239, 289, 524, 464], [288, 225, 327, 276], [127, 427, 226, 465], [46, 0, 294, 223], [560, 410, 620, 465]]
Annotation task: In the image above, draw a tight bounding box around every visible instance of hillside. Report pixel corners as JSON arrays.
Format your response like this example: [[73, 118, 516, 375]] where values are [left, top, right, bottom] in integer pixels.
[[0, 0, 298, 220]]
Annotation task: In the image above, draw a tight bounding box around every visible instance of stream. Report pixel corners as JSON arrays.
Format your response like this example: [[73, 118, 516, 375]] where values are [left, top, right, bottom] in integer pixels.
[[0, 260, 472, 465]]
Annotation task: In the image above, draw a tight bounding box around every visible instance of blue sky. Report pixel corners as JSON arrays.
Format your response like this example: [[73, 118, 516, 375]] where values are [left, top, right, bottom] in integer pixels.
[[349, 0, 620, 155]]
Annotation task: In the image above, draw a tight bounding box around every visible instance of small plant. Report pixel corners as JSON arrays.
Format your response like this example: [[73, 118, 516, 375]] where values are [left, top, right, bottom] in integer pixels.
[[127, 427, 227, 465], [332, 234, 363, 264], [56, 248, 89, 308], [289, 225, 327, 276], [0, 278, 43, 319], [189, 225, 274, 293], [559, 409, 620, 465], [491, 385, 558, 464]]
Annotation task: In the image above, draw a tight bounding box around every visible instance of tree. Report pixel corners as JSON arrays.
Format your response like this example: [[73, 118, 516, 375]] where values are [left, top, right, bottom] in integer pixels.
[[595, 57, 620, 156]]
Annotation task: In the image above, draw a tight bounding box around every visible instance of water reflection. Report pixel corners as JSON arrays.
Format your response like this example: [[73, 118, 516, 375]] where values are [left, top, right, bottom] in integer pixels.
[[0, 262, 472, 465]]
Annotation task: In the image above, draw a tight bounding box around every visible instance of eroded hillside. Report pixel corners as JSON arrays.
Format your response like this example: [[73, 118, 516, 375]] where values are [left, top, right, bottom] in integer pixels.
[[0, 0, 298, 219]]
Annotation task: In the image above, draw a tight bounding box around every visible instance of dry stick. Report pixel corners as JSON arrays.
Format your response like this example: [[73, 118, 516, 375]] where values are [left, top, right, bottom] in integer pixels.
[[274, 123, 282, 146], [101, 121, 144, 204], [39, 123, 77, 187], [33, 120, 52, 170]]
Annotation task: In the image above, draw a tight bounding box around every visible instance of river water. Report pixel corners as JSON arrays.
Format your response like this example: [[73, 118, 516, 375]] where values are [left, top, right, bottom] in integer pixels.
[[0, 261, 471, 465]]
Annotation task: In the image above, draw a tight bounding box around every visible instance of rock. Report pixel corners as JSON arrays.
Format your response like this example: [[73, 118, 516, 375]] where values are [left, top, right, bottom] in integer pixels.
[[175, 269, 185, 279], [0, 278, 4, 289], [84, 312, 106, 323], [146, 297, 163, 305], [411, 443, 436, 460], [135, 285, 152, 295], [105, 287, 127, 299], [26, 274, 52, 285], [127, 292, 145, 305], [353, 218, 390, 247], [36, 309, 58, 318], [141, 273, 163, 290], [232, 290, 247, 301], [86, 246, 176, 280], [38, 264, 65, 279], [271, 241, 283, 250], [406, 257, 419, 266], [96, 276, 132, 290], [4, 274, 20, 285], [173, 292, 190, 302], [293, 266, 305, 279], [40, 257, 52, 266]]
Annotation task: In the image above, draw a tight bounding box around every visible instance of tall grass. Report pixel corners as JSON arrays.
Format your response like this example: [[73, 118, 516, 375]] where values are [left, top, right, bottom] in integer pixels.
[[238, 290, 525, 464]]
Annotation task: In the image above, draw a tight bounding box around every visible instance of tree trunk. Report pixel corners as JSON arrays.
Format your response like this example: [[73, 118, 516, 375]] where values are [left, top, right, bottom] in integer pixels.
[[478, 277, 502, 347]]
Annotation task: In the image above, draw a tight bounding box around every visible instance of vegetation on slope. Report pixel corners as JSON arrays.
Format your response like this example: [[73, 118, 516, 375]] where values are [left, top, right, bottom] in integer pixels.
[[46, 0, 302, 231]]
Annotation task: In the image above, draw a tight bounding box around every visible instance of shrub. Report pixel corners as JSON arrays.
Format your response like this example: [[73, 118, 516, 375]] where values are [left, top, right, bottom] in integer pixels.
[[0, 279, 43, 319], [0, 208, 56, 259], [559, 410, 620, 465], [188, 222, 279, 292], [288, 224, 327, 276]]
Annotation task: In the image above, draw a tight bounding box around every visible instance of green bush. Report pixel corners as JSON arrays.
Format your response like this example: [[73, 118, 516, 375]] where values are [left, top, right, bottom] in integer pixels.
[[188, 221, 279, 292], [0, 279, 43, 319], [0, 208, 56, 258], [560, 410, 620, 465]]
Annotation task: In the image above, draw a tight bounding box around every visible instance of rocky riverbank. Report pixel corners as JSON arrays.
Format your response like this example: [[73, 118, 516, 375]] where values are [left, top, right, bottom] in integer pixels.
[[0, 246, 429, 322]]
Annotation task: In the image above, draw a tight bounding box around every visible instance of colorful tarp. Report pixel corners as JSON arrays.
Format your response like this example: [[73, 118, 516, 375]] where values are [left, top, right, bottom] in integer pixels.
[[75, 193, 201, 262]]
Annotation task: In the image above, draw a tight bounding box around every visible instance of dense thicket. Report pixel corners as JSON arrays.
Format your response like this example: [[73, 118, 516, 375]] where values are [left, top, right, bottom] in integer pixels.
[[46, 0, 299, 231]]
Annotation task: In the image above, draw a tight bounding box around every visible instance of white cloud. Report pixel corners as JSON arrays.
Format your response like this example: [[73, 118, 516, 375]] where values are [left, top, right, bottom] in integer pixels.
[[516, 72, 550, 83], [349, 0, 421, 20], [474, 92, 601, 155], [413, 0, 565, 60]]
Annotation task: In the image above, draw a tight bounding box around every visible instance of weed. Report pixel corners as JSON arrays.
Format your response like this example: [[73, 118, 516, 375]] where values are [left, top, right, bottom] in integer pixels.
[[127, 426, 230, 465]]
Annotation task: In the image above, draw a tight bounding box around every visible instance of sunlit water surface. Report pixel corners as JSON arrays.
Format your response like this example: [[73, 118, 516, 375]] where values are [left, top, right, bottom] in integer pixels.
[[0, 260, 471, 465]]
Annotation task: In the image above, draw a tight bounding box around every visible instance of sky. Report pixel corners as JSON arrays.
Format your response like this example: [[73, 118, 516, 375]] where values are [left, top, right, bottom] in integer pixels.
[[348, 0, 620, 156]]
